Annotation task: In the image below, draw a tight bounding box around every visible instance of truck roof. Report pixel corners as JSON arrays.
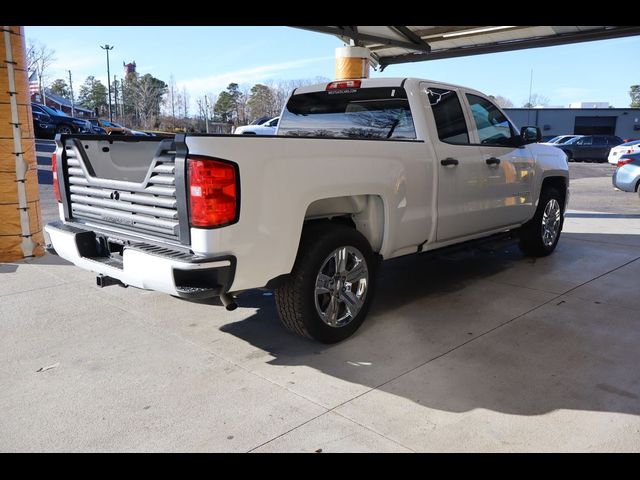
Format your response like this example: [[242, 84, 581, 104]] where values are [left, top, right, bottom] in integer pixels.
[[293, 77, 483, 96]]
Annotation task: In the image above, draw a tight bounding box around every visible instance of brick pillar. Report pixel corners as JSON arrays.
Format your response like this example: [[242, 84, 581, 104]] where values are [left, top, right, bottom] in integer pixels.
[[0, 26, 44, 261]]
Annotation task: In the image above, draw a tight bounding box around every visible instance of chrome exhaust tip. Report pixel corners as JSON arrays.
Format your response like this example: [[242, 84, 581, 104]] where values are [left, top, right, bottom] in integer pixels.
[[220, 293, 238, 311], [96, 274, 126, 288]]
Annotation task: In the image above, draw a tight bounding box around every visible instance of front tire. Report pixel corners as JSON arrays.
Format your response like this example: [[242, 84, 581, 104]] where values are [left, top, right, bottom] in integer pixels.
[[518, 186, 565, 257], [56, 125, 73, 134], [275, 223, 376, 344]]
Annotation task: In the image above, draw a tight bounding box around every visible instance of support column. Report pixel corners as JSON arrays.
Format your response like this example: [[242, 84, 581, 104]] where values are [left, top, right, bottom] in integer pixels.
[[0, 26, 44, 262]]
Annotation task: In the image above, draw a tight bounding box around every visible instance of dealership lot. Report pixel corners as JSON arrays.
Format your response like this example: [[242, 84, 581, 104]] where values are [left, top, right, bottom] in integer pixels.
[[1, 163, 640, 452]]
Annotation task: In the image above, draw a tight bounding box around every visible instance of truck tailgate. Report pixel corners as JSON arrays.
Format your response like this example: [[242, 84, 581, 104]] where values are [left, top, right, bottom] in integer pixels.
[[57, 135, 189, 246]]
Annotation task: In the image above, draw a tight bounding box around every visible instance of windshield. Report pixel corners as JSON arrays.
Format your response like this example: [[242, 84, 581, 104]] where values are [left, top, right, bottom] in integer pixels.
[[100, 120, 122, 128], [546, 136, 561, 144], [279, 86, 416, 140], [40, 104, 67, 117], [564, 136, 584, 145], [556, 136, 577, 144]]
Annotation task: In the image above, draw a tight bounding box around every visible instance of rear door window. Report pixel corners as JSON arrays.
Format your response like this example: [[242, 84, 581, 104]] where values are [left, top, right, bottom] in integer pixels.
[[279, 86, 416, 140], [425, 87, 470, 144]]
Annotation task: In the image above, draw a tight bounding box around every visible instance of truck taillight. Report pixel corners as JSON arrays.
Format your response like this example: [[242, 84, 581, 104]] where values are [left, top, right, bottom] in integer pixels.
[[188, 156, 238, 228], [51, 152, 61, 202]]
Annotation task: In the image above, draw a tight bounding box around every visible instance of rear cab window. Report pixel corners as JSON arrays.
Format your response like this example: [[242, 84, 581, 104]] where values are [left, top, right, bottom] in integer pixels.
[[278, 86, 417, 140]]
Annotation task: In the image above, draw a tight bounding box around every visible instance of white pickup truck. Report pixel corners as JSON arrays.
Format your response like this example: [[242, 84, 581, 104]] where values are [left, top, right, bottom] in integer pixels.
[[45, 77, 569, 343]]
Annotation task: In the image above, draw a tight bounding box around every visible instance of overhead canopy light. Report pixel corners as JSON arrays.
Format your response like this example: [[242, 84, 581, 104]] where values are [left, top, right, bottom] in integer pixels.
[[441, 26, 517, 38]]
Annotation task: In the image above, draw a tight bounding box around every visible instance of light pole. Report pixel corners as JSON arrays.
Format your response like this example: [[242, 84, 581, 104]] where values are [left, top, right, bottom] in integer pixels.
[[100, 44, 114, 121], [204, 94, 210, 133], [113, 75, 118, 121], [67, 70, 75, 117]]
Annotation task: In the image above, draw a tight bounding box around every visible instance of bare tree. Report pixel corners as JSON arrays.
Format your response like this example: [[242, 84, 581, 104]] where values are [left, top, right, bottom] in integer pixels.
[[489, 95, 514, 108], [132, 75, 166, 129], [27, 40, 56, 100], [236, 84, 251, 125], [523, 93, 550, 108], [164, 75, 178, 119], [206, 93, 217, 122], [266, 77, 330, 114], [182, 86, 189, 119], [196, 94, 211, 131]]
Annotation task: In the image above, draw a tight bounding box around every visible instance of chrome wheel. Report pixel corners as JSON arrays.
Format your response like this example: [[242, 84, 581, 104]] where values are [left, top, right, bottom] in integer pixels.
[[314, 246, 369, 328], [541, 198, 561, 247]]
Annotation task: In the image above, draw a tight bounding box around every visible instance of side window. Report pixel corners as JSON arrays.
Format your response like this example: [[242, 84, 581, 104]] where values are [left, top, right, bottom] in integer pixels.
[[425, 87, 470, 144], [579, 137, 593, 146], [466, 94, 516, 146], [268, 118, 279, 127]]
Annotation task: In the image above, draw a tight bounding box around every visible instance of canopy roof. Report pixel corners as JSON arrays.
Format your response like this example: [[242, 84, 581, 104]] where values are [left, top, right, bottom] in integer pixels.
[[294, 26, 640, 70]]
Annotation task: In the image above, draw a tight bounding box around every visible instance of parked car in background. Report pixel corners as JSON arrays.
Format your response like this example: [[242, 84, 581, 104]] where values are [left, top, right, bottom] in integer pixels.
[[234, 116, 279, 135], [558, 135, 624, 162], [129, 129, 150, 136], [249, 115, 273, 126], [541, 135, 582, 146], [31, 103, 92, 135], [88, 123, 107, 134], [608, 140, 640, 165], [87, 118, 132, 135], [612, 152, 640, 196], [138, 130, 175, 138], [31, 110, 56, 139]]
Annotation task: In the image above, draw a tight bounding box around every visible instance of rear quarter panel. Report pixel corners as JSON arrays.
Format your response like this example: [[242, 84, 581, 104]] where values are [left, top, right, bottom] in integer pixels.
[[185, 135, 434, 292]]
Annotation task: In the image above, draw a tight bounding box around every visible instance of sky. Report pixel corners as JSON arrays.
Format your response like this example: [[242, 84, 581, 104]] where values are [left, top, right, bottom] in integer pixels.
[[24, 26, 640, 110]]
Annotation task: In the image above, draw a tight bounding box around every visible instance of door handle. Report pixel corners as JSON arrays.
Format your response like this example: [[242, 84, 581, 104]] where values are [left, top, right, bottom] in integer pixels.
[[486, 157, 501, 166], [440, 158, 459, 166]]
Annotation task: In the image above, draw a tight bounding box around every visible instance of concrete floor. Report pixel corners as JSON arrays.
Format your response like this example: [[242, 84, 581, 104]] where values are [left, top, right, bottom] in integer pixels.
[[1, 164, 640, 452]]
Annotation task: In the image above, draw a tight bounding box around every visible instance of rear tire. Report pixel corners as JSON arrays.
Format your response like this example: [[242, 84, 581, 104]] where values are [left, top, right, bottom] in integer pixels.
[[518, 186, 565, 257], [274, 223, 376, 344]]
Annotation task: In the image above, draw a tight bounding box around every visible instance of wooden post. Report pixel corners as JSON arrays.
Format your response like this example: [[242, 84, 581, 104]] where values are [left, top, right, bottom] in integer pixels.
[[0, 26, 44, 261]]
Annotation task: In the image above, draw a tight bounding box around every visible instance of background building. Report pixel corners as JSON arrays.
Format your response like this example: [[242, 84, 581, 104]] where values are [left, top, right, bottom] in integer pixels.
[[32, 89, 94, 117], [505, 107, 640, 140], [123, 61, 136, 77]]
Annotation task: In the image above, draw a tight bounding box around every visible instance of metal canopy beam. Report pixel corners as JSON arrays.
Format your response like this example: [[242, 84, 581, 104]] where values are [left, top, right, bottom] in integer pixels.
[[378, 25, 640, 67], [391, 26, 431, 52], [293, 26, 433, 53], [293, 26, 640, 68]]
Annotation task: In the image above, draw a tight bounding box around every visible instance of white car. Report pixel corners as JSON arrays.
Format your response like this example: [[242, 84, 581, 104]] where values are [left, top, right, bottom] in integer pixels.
[[608, 140, 640, 165], [234, 116, 279, 135], [45, 77, 568, 343]]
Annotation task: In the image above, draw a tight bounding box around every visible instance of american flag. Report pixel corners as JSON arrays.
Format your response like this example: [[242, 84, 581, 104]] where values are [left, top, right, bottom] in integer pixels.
[[28, 72, 40, 95]]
